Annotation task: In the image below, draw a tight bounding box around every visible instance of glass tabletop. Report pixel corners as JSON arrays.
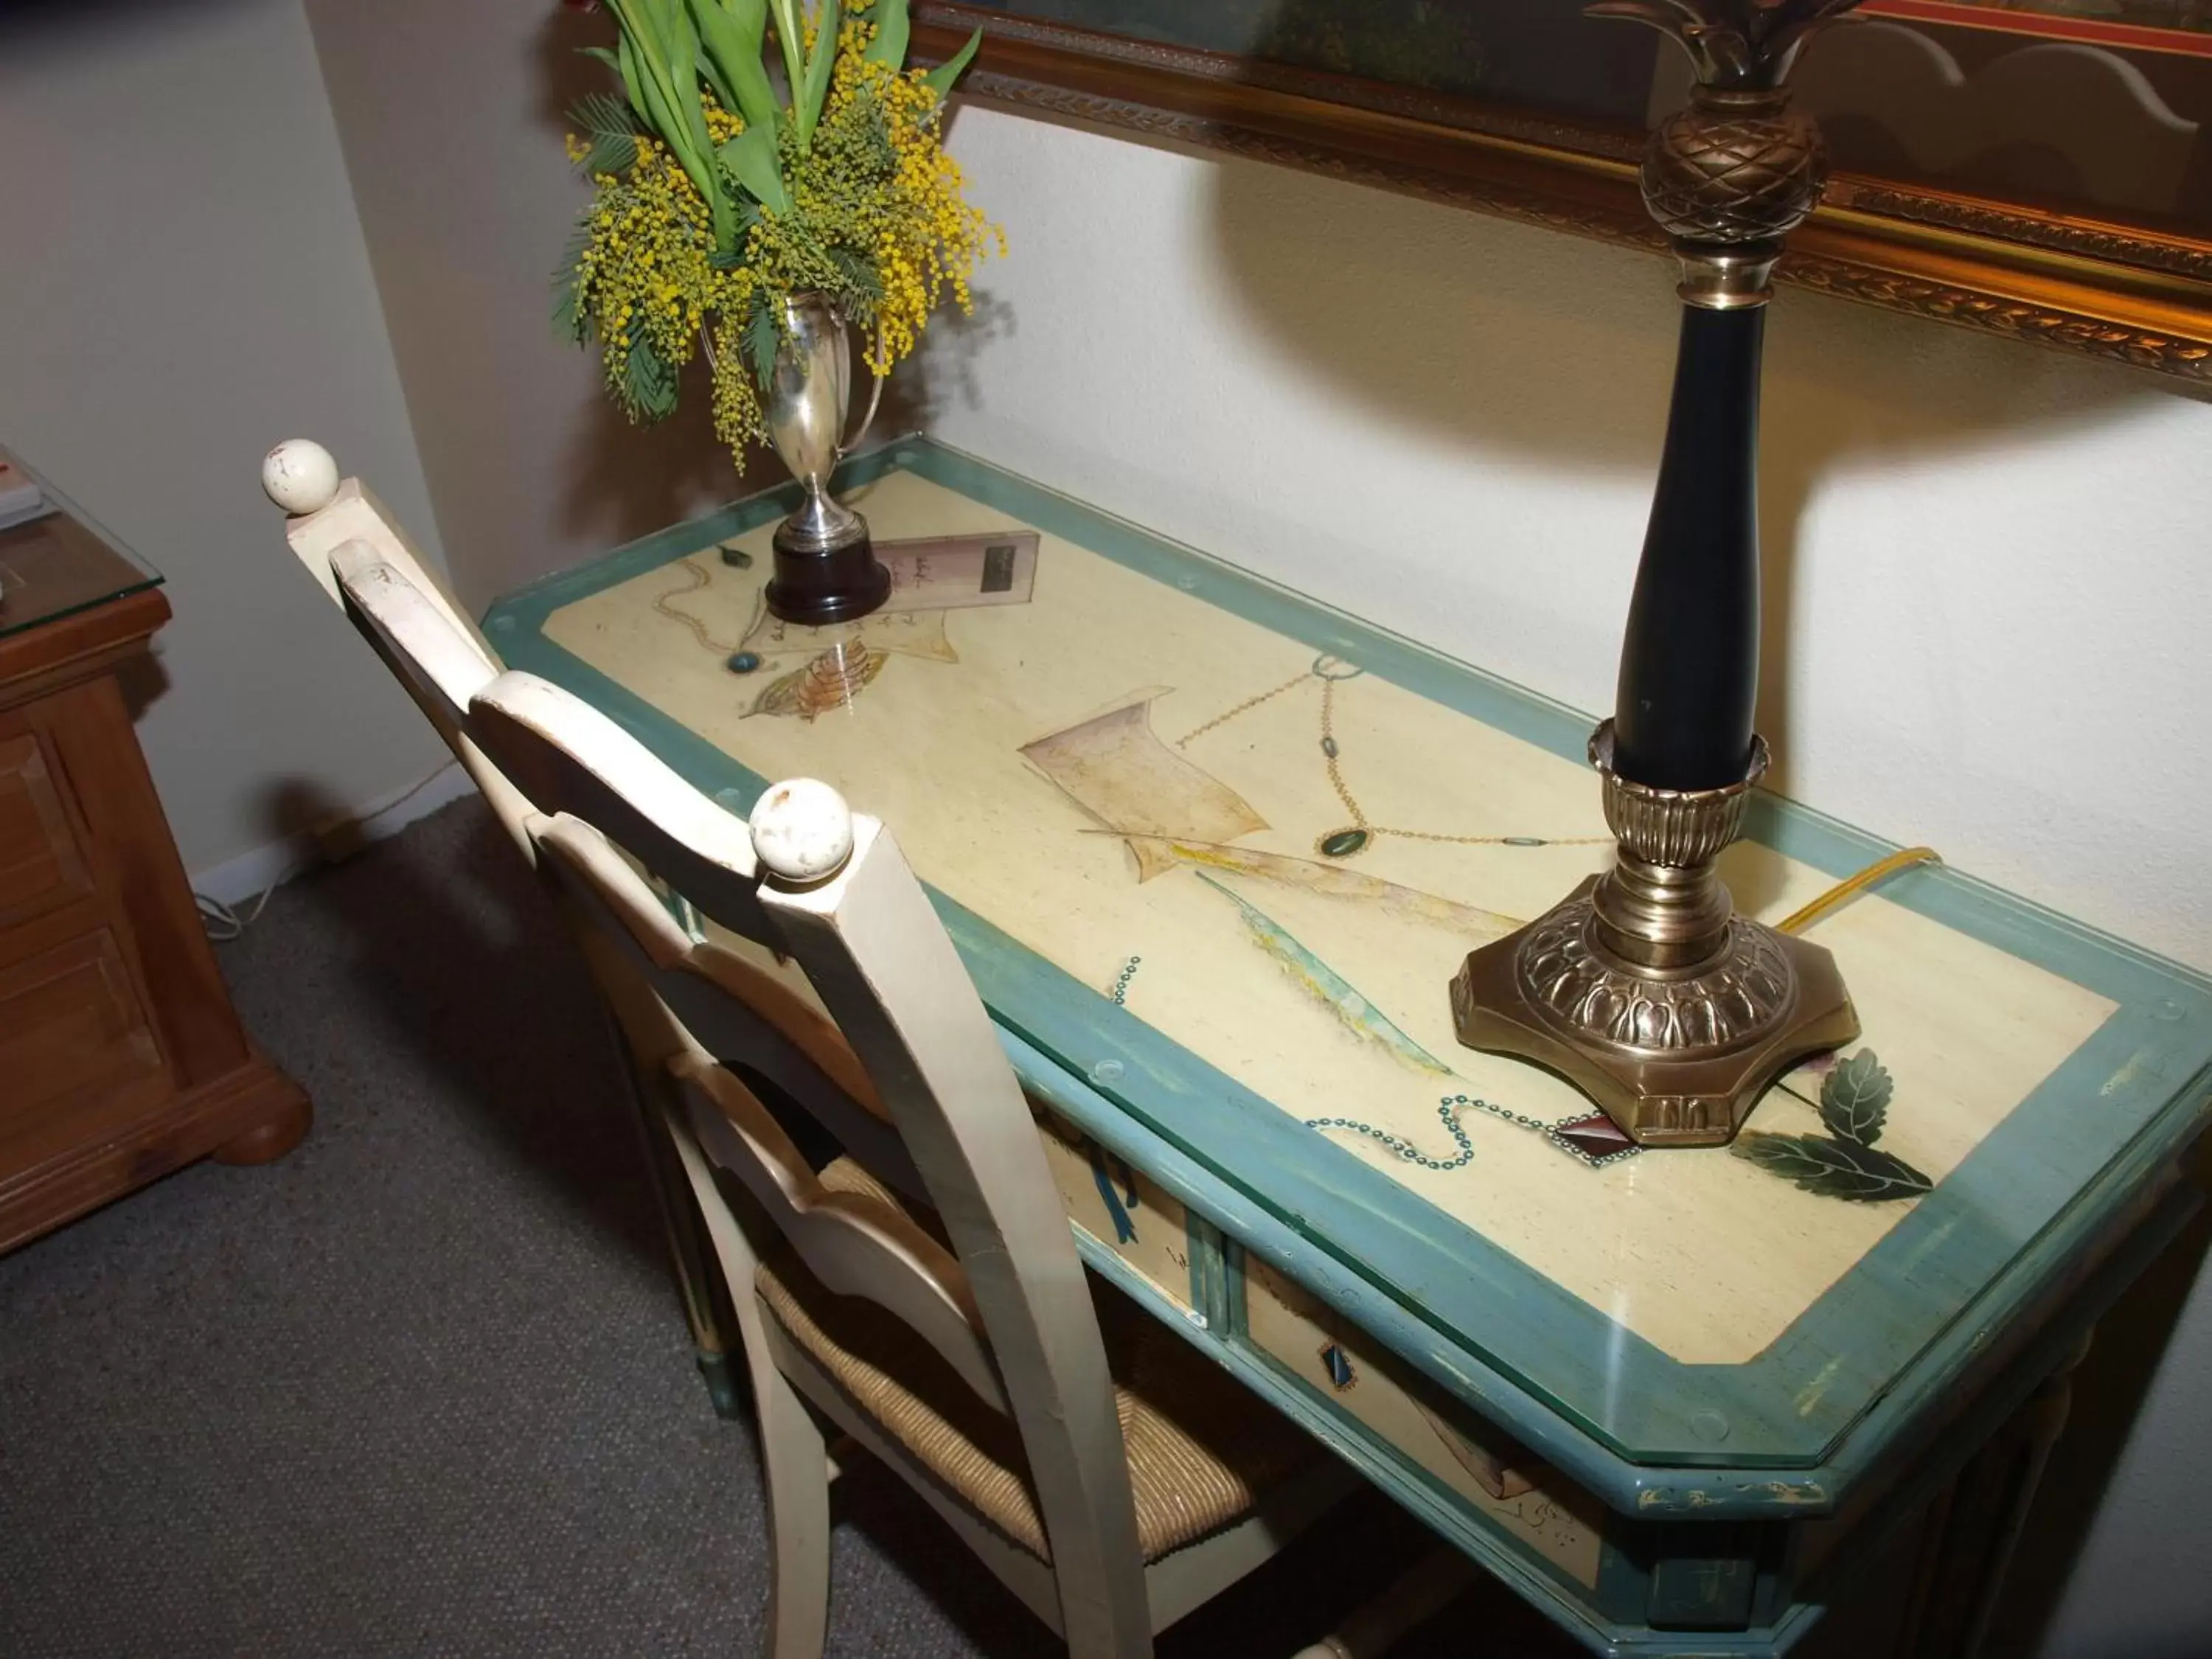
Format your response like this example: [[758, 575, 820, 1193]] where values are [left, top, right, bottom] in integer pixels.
[[0, 450, 163, 641], [484, 437, 2212, 1473]]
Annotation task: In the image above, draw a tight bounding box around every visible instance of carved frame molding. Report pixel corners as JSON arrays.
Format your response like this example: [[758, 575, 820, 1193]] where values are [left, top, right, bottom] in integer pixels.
[[911, 2, 2212, 383]]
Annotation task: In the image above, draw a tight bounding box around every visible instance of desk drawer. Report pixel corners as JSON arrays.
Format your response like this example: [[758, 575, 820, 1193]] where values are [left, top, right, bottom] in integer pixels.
[[1036, 1107, 1193, 1311], [1241, 1254, 1607, 1592]]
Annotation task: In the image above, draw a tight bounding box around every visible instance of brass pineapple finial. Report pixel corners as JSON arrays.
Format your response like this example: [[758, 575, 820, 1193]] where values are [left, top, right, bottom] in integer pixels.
[[1589, 0, 1865, 299]]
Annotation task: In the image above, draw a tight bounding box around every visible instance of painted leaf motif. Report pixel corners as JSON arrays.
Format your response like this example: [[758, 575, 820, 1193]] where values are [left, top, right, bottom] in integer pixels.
[[1732, 1132, 1932, 1202], [1819, 1049, 1893, 1147], [1194, 872, 1453, 1077]]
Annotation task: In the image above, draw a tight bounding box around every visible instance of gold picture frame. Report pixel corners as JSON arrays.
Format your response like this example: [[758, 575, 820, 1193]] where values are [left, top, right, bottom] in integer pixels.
[[912, 0, 2212, 383]]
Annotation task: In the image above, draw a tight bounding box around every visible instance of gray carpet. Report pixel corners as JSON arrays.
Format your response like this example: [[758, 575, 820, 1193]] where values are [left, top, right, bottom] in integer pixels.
[[0, 796, 1586, 1658]]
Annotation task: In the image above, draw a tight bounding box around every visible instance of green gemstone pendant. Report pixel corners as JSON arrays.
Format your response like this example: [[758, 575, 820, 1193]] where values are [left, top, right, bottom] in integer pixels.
[[1318, 827, 1371, 859]]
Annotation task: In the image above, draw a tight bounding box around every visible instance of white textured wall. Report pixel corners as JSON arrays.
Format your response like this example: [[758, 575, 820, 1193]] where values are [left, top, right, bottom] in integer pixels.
[[0, 0, 451, 879], [301, 0, 757, 613], [919, 106, 2212, 1658]]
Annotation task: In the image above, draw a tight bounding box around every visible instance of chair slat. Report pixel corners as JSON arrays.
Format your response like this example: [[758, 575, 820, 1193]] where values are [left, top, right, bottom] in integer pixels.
[[672, 1054, 1009, 1413], [469, 671, 772, 946], [532, 810, 925, 1202]]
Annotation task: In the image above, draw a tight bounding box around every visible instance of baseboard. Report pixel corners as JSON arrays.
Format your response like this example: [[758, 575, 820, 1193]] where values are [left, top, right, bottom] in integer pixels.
[[187, 761, 479, 908]]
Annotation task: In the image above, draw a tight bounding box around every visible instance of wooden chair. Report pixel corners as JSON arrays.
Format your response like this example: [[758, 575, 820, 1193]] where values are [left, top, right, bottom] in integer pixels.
[[261, 444, 754, 1405], [459, 661, 1450, 1658]]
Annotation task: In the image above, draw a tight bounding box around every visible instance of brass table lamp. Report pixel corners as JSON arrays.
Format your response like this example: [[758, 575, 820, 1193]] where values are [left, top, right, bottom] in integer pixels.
[[1451, 0, 1864, 1147]]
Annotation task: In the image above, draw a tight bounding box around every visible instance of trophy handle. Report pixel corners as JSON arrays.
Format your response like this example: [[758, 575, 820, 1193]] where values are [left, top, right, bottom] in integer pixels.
[[839, 324, 887, 463]]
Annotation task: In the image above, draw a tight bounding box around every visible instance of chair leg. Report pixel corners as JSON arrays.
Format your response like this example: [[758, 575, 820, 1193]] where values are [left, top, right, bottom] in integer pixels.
[[612, 1032, 745, 1417], [757, 1363, 833, 1659], [1290, 1546, 1475, 1659], [658, 1088, 833, 1657]]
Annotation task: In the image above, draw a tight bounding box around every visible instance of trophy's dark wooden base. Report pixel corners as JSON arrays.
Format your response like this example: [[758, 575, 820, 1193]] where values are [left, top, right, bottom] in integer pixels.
[[765, 522, 890, 627]]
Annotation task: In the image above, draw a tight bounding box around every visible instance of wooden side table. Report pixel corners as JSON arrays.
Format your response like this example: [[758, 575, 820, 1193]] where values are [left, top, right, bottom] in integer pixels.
[[0, 492, 309, 1253]]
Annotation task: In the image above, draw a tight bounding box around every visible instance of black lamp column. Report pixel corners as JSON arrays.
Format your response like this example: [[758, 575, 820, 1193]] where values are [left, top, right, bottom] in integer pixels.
[[1447, 0, 1866, 1149], [1612, 305, 1764, 791]]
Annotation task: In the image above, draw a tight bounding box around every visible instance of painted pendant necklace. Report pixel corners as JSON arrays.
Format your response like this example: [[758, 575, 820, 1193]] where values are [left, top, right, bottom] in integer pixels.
[[1178, 655, 1611, 860], [1310, 1092, 1643, 1172]]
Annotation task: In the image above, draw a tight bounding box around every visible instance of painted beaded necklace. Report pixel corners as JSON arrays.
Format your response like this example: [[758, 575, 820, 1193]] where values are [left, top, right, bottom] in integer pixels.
[[1108, 954, 1640, 1171], [1176, 655, 1611, 860]]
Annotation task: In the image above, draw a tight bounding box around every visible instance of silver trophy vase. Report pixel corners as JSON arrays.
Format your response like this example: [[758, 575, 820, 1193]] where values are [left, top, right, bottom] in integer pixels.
[[763, 291, 889, 625]]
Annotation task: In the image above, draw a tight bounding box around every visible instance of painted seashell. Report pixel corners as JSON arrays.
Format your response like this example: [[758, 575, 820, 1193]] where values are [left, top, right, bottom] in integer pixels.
[[745, 639, 886, 721]]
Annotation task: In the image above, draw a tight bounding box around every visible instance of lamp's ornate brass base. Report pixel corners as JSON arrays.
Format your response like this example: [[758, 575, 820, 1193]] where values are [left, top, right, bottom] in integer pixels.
[[1451, 883, 1858, 1146], [1450, 723, 1859, 1147]]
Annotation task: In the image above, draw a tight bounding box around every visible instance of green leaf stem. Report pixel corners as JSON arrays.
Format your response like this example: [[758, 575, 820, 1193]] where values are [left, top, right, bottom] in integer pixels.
[[796, 0, 842, 151], [692, 0, 783, 137], [717, 123, 790, 215], [863, 0, 909, 67], [919, 26, 982, 102]]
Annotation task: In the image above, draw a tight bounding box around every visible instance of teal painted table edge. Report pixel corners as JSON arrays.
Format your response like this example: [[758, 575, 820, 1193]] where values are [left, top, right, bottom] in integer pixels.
[[482, 437, 2212, 1530]]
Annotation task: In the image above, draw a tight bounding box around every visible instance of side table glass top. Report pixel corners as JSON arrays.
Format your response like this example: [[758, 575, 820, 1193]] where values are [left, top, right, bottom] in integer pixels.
[[0, 454, 163, 641], [484, 438, 2212, 1475]]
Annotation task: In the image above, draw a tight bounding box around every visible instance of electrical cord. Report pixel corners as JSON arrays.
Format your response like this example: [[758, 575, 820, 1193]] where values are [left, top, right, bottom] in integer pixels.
[[193, 759, 462, 942]]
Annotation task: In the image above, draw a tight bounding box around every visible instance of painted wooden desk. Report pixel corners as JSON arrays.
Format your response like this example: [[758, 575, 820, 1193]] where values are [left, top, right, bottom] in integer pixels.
[[484, 439, 2212, 1655]]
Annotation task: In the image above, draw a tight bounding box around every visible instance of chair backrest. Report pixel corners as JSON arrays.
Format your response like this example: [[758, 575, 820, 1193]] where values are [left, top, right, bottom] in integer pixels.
[[270, 456, 534, 858], [266, 465, 866, 1156], [462, 667, 1153, 1654]]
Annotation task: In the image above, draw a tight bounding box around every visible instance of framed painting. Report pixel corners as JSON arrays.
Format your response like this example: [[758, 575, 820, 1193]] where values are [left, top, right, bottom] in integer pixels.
[[909, 0, 2212, 381]]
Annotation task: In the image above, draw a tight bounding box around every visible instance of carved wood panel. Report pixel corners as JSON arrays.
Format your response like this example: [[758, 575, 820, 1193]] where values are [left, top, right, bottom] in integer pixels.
[[0, 731, 91, 929], [0, 928, 167, 1155]]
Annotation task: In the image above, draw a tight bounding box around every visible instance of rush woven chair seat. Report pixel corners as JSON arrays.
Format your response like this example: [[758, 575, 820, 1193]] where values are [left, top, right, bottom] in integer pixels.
[[754, 1156, 1315, 1566]]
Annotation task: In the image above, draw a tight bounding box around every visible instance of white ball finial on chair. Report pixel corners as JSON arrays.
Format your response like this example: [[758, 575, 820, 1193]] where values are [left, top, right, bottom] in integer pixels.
[[261, 439, 339, 516], [750, 778, 855, 883]]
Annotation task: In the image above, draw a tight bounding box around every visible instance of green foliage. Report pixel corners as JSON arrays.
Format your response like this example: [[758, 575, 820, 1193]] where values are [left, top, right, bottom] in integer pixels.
[[562, 0, 1000, 459], [1731, 1132, 1933, 1202], [717, 122, 790, 215], [796, 0, 842, 151], [742, 291, 782, 387], [552, 223, 593, 341], [863, 0, 910, 69], [607, 0, 735, 249], [1819, 1049, 1893, 1147], [920, 27, 981, 102], [826, 244, 883, 308], [767, 0, 808, 115], [694, 0, 782, 137], [568, 92, 643, 177], [622, 333, 680, 421]]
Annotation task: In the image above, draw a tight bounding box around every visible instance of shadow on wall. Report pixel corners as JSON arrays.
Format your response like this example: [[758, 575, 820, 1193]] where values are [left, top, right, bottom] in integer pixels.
[[1196, 143, 2191, 793]]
